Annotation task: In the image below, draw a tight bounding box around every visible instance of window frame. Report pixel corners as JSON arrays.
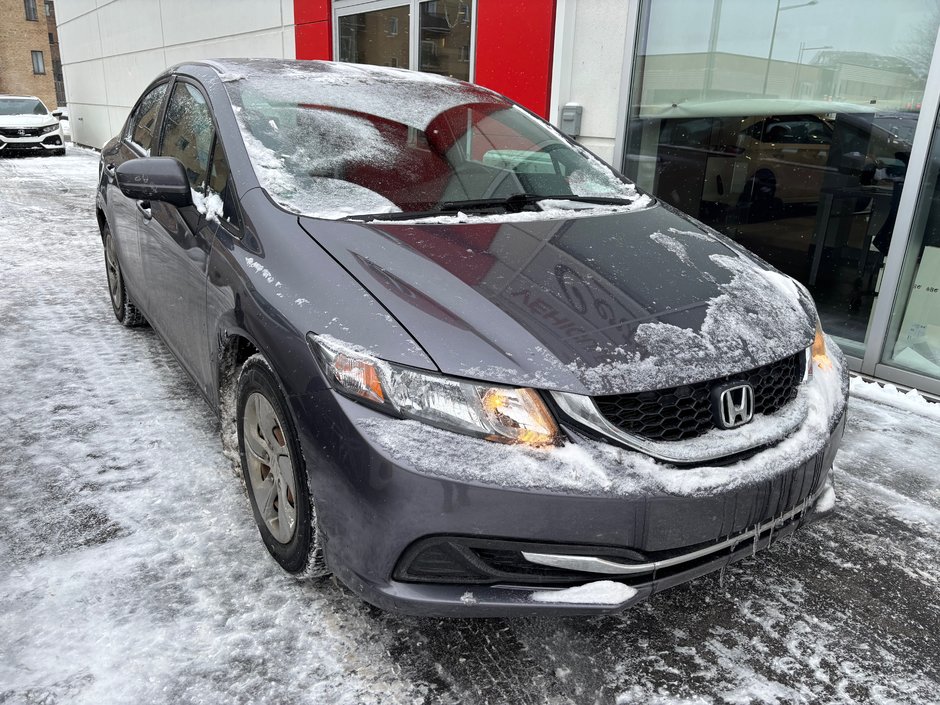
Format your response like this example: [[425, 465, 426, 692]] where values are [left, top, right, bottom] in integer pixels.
[[123, 79, 170, 157], [31, 50, 45, 75], [155, 76, 244, 236], [333, 0, 477, 82], [24, 0, 38, 21]]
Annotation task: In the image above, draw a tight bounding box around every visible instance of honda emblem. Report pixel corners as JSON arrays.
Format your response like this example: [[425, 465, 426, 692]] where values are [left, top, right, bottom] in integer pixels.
[[711, 382, 755, 429]]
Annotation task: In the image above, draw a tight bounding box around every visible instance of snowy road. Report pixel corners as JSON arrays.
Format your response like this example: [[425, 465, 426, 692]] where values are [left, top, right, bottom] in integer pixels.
[[1, 148, 938, 704]]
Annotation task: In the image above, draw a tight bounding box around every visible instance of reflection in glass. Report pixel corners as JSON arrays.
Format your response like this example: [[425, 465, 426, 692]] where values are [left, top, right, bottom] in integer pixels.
[[338, 6, 410, 69], [625, 0, 940, 358], [419, 0, 473, 81], [883, 117, 940, 379]]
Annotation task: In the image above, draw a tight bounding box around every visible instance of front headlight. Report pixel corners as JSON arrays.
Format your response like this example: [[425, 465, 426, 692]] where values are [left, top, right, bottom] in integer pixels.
[[40, 123, 59, 134], [308, 334, 560, 446], [810, 318, 832, 373]]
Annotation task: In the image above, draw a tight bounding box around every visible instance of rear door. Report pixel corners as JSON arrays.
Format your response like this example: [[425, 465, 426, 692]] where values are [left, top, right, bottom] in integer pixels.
[[139, 79, 219, 397]]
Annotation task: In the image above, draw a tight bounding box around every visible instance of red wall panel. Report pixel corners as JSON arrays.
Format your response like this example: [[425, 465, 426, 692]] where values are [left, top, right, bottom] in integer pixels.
[[474, 0, 556, 118], [295, 0, 332, 60]]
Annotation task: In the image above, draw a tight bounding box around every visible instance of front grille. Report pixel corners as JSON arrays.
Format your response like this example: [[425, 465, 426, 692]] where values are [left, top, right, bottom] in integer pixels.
[[0, 127, 43, 137], [593, 351, 805, 442]]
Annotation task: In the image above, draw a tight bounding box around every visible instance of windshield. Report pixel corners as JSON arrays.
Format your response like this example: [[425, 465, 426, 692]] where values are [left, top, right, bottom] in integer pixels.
[[0, 98, 48, 116], [222, 61, 640, 220]]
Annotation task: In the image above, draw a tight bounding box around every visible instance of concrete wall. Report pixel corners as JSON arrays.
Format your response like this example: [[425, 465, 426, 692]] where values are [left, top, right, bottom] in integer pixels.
[[0, 0, 59, 110], [56, 0, 297, 148], [549, 0, 631, 164]]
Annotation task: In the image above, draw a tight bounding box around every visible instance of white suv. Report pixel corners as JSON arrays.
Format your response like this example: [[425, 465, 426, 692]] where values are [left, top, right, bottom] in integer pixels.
[[0, 95, 65, 156]]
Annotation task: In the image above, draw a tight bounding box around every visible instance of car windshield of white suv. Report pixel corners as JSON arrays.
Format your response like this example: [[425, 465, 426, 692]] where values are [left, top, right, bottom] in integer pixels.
[[0, 99, 48, 116], [222, 62, 646, 220]]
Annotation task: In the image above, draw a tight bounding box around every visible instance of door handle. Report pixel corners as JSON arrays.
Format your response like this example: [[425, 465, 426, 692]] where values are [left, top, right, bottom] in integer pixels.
[[105, 163, 116, 182], [136, 200, 152, 220]]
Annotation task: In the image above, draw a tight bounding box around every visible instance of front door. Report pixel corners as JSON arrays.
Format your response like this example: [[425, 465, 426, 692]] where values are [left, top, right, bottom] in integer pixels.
[[139, 80, 217, 396]]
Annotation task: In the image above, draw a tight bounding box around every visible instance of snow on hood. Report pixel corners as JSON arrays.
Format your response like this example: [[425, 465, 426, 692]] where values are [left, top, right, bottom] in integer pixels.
[[570, 251, 816, 393], [303, 208, 817, 395], [0, 114, 57, 128], [358, 337, 849, 497]]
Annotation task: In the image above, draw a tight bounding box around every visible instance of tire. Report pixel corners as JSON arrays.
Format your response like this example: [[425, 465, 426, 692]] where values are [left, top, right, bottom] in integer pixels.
[[102, 222, 146, 327], [236, 354, 329, 578], [53, 148, 66, 156]]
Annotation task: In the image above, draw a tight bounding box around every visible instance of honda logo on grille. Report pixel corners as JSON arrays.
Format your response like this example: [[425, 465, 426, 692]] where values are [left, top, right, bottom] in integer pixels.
[[17, 129, 25, 135], [711, 382, 755, 429]]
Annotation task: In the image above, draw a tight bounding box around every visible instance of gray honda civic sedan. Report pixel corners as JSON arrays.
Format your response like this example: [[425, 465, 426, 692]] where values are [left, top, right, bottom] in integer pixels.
[[96, 59, 848, 616]]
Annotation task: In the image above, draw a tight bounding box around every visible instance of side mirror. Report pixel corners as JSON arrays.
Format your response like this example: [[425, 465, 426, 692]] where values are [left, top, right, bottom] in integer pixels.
[[52, 109, 63, 120], [115, 157, 192, 208]]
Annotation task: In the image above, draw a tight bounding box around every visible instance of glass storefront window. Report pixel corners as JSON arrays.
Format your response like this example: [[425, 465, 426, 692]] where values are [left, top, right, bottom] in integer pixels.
[[338, 5, 411, 69], [337, 1, 474, 82], [625, 0, 940, 359], [419, 1, 472, 81], [883, 116, 940, 379]]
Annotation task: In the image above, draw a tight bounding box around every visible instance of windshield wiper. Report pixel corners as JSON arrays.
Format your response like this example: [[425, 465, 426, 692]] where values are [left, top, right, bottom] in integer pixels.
[[438, 193, 640, 212], [345, 193, 642, 223], [437, 193, 548, 213]]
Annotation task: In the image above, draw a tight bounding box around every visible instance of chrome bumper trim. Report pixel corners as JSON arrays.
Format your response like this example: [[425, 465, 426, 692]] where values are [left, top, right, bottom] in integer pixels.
[[522, 481, 830, 576], [551, 388, 808, 464]]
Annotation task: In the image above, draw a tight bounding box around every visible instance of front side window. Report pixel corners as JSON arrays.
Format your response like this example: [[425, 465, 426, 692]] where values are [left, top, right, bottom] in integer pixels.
[[125, 83, 167, 155], [159, 82, 215, 191], [24, 0, 37, 21], [31, 51, 45, 75]]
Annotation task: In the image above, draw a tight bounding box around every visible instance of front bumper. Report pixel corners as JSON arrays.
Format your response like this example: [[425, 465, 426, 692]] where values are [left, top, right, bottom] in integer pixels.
[[289, 361, 848, 617], [0, 129, 64, 154]]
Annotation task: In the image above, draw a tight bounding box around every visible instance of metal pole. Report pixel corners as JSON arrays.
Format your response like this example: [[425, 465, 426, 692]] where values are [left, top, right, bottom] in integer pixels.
[[704, 0, 723, 98], [762, 0, 782, 95]]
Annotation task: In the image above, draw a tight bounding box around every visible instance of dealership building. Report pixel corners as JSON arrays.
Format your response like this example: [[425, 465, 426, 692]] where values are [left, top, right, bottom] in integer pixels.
[[56, 0, 940, 397]]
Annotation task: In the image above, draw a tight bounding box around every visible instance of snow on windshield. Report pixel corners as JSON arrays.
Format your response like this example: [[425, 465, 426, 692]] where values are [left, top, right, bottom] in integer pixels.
[[220, 60, 642, 220]]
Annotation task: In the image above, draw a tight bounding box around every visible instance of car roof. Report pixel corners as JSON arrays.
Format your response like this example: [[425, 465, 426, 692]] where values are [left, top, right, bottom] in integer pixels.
[[165, 58, 508, 131], [0, 94, 41, 101]]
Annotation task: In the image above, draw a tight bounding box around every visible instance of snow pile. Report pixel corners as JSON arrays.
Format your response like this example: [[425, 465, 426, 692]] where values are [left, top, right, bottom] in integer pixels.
[[849, 376, 940, 421], [530, 581, 637, 605], [814, 481, 836, 513], [360, 340, 848, 497], [191, 188, 224, 222], [568, 252, 815, 393], [650, 230, 693, 266]]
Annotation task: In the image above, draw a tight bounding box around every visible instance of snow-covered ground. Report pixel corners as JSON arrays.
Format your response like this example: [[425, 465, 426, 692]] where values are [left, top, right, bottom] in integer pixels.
[[1, 148, 938, 704]]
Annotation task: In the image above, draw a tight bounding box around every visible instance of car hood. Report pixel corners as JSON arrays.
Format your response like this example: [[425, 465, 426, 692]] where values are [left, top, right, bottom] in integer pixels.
[[0, 114, 56, 128], [299, 203, 816, 395]]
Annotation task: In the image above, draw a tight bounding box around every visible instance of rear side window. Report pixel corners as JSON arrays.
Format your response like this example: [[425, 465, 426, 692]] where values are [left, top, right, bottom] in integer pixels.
[[125, 83, 167, 154], [159, 82, 215, 191]]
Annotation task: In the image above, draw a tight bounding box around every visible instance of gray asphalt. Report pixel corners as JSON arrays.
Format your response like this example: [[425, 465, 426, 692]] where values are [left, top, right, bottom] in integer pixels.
[[1, 148, 938, 705]]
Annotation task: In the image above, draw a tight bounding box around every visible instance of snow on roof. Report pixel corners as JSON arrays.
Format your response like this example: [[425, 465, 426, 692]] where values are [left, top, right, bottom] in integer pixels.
[[211, 58, 504, 131]]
